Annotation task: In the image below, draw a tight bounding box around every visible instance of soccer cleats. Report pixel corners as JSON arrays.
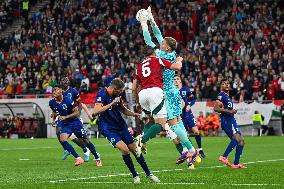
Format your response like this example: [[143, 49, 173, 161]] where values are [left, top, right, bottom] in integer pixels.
[[147, 174, 160, 183], [61, 150, 70, 160], [219, 156, 232, 167], [231, 164, 247, 169], [74, 157, 84, 166]]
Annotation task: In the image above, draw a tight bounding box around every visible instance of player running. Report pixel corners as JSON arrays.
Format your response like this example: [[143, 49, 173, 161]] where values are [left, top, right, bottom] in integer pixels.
[[136, 7, 198, 164], [214, 79, 246, 169], [50, 85, 102, 166], [53, 77, 100, 163], [174, 74, 206, 158], [93, 78, 160, 183]]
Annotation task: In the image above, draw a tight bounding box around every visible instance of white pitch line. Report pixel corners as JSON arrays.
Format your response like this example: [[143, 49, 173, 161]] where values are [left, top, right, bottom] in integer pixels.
[[53, 181, 283, 187], [19, 158, 30, 161], [49, 158, 284, 183], [0, 142, 166, 151]]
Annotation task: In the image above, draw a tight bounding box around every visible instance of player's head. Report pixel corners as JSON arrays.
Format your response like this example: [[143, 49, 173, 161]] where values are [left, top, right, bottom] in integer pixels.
[[110, 78, 125, 96], [52, 84, 63, 98], [174, 74, 182, 86], [220, 78, 230, 92], [142, 46, 155, 57], [161, 37, 177, 52], [60, 76, 70, 90]]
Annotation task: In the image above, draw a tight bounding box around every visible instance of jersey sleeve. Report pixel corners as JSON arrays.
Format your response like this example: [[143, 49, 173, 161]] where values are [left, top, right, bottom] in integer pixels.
[[152, 25, 164, 44], [49, 100, 55, 113], [187, 89, 196, 106], [134, 69, 140, 81], [95, 91, 105, 105], [142, 30, 156, 48], [158, 58, 172, 69], [72, 88, 80, 99]]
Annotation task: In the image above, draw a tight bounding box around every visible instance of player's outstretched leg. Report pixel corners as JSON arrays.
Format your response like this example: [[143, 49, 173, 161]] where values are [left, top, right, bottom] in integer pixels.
[[70, 134, 90, 162], [232, 134, 246, 169], [60, 133, 84, 166], [56, 129, 70, 160], [190, 124, 205, 158], [136, 121, 163, 155], [219, 139, 238, 167], [128, 143, 160, 183], [82, 138, 102, 166]]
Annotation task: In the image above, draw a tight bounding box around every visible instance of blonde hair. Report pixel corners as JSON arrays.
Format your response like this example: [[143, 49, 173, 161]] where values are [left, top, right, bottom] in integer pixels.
[[164, 37, 177, 51]]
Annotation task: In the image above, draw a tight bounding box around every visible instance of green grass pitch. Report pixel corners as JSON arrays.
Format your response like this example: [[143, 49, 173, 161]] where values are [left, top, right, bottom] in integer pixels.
[[0, 136, 283, 189]]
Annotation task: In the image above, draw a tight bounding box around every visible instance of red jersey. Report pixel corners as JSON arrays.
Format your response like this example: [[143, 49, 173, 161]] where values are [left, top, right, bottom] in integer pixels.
[[135, 56, 172, 90]]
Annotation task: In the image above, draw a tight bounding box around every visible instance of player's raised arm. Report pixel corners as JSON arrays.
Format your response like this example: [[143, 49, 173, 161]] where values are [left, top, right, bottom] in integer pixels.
[[137, 9, 156, 48], [147, 6, 164, 44]]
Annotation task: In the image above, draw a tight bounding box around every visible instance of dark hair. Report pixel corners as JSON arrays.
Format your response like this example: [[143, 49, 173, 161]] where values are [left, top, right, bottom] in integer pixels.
[[164, 37, 177, 51], [220, 78, 229, 85], [110, 78, 125, 89], [174, 74, 181, 78], [142, 46, 155, 57]]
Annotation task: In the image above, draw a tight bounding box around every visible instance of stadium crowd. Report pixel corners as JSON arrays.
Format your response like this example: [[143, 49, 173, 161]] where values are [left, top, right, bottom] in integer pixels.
[[0, 0, 283, 102]]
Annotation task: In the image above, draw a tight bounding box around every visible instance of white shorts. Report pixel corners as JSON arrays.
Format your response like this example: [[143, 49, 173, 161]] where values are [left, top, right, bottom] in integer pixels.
[[138, 87, 167, 119]]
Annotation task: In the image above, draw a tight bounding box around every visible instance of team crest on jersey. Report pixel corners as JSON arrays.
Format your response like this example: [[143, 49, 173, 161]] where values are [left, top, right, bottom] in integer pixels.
[[62, 104, 67, 110], [218, 96, 222, 100], [97, 97, 102, 102]]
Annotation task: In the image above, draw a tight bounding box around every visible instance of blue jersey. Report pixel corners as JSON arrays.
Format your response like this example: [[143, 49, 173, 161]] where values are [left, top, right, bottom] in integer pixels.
[[179, 86, 196, 118], [217, 92, 234, 118], [95, 88, 127, 131], [155, 49, 177, 91], [63, 87, 79, 103], [49, 96, 80, 123]]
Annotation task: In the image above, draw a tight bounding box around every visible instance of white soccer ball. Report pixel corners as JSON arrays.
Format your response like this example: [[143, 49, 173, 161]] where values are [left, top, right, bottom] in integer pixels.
[[136, 9, 149, 22]]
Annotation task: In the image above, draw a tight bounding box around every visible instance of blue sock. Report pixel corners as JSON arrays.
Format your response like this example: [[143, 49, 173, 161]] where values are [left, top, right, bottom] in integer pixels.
[[86, 142, 99, 159], [195, 135, 202, 148], [234, 145, 244, 165], [71, 138, 88, 153], [135, 154, 151, 176], [122, 154, 138, 177], [223, 139, 238, 157], [62, 141, 79, 158]]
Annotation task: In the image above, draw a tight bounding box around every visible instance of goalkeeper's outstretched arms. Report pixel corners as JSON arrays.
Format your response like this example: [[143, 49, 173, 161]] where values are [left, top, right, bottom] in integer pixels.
[[147, 6, 164, 44], [140, 19, 156, 48]]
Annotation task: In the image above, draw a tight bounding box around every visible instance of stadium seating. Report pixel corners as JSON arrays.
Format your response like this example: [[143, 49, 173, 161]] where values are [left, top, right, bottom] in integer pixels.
[[0, 0, 283, 103]]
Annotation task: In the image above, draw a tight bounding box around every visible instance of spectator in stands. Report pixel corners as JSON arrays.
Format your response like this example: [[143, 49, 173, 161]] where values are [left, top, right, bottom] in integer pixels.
[[0, 0, 282, 103], [278, 73, 284, 99]]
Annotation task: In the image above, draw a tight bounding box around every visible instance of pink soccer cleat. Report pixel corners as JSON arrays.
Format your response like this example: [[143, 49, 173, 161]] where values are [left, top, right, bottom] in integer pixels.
[[219, 156, 232, 167], [75, 157, 84, 166], [96, 159, 102, 167], [231, 164, 247, 169]]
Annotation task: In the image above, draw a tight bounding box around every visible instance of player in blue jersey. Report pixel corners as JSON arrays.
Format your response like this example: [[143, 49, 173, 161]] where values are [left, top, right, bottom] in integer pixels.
[[49, 85, 85, 166], [50, 85, 102, 166], [136, 7, 198, 164], [174, 74, 206, 158], [214, 79, 246, 169], [93, 78, 160, 183], [174, 74, 205, 158], [58, 77, 101, 163]]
